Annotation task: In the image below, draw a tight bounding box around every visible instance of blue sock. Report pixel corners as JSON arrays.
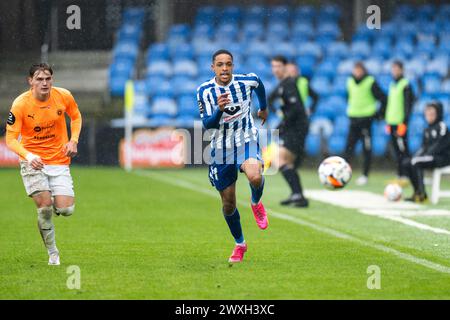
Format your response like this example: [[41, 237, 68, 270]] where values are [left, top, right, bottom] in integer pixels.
[[223, 208, 244, 244], [250, 176, 265, 204]]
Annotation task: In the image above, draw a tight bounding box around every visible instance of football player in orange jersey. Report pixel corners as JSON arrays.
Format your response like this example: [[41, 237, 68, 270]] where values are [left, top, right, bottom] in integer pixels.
[[5, 63, 82, 265]]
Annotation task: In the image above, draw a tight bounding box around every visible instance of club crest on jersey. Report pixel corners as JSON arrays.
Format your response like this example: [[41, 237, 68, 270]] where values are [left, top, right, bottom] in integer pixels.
[[224, 104, 241, 116], [7, 112, 15, 125]]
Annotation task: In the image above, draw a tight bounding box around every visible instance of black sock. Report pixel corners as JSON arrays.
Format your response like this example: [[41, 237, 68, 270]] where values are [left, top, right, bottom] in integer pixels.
[[280, 165, 303, 196]]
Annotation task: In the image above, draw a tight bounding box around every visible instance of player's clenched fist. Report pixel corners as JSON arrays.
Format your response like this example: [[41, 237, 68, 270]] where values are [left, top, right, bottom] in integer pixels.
[[217, 93, 231, 111], [26, 153, 44, 170], [63, 141, 78, 158]]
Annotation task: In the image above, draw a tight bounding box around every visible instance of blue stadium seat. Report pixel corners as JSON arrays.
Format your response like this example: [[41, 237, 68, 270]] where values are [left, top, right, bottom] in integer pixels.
[[221, 5, 242, 22], [305, 134, 321, 156], [408, 135, 423, 154], [173, 60, 198, 77], [337, 60, 355, 76], [393, 40, 414, 58], [315, 60, 337, 80], [113, 41, 139, 60], [170, 77, 196, 96], [333, 116, 350, 136], [109, 75, 128, 97], [371, 121, 387, 137], [425, 58, 449, 77], [328, 135, 346, 154], [272, 42, 296, 60], [373, 135, 388, 156], [332, 75, 348, 97], [168, 24, 191, 42], [242, 22, 265, 42], [318, 4, 341, 22], [117, 23, 142, 42], [122, 7, 145, 25], [311, 76, 331, 97], [245, 41, 270, 57], [317, 23, 341, 39], [409, 114, 427, 136], [192, 23, 214, 40], [147, 43, 170, 62], [327, 95, 347, 116], [423, 75, 443, 95], [405, 59, 426, 78], [442, 79, 450, 93], [147, 80, 172, 97], [177, 94, 198, 118], [170, 43, 194, 60], [314, 102, 337, 120], [364, 59, 383, 75], [292, 22, 314, 38], [416, 40, 436, 59], [376, 74, 392, 94], [193, 40, 220, 57], [147, 60, 172, 78], [297, 42, 322, 59], [350, 41, 371, 59], [109, 58, 134, 78], [326, 42, 349, 60], [372, 40, 391, 59], [215, 23, 239, 41], [267, 23, 290, 41], [296, 56, 317, 79], [293, 6, 315, 23], [151, 97, 178, 117]]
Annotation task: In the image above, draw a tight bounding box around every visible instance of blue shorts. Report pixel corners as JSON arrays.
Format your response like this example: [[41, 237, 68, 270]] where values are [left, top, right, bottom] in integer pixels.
[[208, 140, 262, 191]]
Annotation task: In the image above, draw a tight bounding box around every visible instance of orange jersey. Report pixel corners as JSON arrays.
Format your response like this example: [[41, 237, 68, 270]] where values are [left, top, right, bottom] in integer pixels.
[[6, 87, 82, 165]]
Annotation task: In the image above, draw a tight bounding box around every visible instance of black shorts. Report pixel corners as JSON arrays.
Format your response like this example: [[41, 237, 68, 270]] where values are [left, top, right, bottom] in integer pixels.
[[280, 128, 308, 167]]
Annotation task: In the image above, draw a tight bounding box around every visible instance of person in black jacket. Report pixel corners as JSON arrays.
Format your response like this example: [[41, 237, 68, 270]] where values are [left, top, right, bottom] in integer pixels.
[[402, 101, 450, 203], [268, 56, 310, 207], [285, 62, 319, 116]]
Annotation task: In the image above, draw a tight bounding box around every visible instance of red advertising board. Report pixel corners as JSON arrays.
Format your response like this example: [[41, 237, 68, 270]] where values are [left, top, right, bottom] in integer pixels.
[[119, 128, 186, 168], [0, 137, 19, 167]]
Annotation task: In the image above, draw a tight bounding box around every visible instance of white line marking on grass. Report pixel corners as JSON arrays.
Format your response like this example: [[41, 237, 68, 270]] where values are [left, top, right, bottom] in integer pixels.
[[134, 170, 450, 275], [306, 190, 450, 235]]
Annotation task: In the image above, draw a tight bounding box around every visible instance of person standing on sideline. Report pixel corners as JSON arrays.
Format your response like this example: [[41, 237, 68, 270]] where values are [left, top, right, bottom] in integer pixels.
[[379, 60, 415, 183], [344, 62, 387, 186]]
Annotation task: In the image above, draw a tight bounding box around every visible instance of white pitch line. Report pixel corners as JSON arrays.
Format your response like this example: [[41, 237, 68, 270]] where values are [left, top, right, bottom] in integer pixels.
[[133, 170, 450, 275], [305, 190, 450, 236]]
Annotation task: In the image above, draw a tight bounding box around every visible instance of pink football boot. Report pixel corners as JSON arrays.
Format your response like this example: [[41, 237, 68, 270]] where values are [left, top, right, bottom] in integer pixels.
[[228, 243, 248, 263], [251, 201, 269, 230]]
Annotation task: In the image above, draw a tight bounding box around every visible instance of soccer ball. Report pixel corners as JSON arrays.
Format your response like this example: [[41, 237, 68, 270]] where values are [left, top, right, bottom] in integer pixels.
[[384, 184, 403, 201], [318, 156, 352, 190]]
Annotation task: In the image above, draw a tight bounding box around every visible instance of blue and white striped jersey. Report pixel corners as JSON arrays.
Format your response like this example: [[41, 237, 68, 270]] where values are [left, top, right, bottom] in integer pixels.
[[196, 73, 267, 163]]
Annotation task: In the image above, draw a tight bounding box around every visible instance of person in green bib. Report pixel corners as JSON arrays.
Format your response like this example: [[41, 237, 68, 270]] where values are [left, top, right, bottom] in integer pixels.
[[344, 62, 387, 186], [286, 62, 319, 115], [379, 61, 415, 181]]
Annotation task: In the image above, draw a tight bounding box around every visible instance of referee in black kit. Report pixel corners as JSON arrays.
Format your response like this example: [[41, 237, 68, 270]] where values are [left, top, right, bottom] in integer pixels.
[[268, 56, 311, 208]]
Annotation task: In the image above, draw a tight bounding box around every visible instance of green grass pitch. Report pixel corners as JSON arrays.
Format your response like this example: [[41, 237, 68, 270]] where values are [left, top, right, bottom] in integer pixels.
[[0, 166, 449, 299]]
